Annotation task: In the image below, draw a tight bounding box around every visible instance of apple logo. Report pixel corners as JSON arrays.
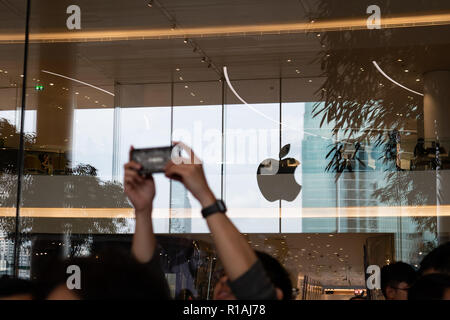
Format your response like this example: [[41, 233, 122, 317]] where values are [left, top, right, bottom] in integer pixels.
[[257, 144, 301, 202]]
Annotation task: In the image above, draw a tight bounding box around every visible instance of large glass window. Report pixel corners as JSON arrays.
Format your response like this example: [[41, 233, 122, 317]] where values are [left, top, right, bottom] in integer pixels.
[[1, 0, 449, 299], [224, 79, 280, 232], [172, 82, 222, 233], [0, 0, 27, 277]]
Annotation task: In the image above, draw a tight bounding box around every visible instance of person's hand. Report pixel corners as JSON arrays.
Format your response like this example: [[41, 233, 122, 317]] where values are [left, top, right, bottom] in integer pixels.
[[124, 147, 156, 213], [164, 142, 216, 207]]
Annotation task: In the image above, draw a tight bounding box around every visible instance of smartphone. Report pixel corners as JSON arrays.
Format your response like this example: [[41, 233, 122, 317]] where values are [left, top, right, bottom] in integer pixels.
[[130, 145, 180, 176]]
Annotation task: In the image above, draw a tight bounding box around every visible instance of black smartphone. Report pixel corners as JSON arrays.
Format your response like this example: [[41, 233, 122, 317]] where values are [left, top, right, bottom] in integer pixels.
[[130, 145, 180, 176]]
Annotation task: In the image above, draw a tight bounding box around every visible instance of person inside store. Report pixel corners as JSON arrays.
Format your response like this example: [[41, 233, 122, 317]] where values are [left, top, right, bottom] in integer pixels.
[[125, 142, 290, 299], [380, 261, 417, 300]]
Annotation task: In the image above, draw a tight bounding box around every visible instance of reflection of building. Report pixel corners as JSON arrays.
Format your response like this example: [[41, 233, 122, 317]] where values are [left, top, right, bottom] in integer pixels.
[[0, 235, 29, 277], [0, 235, 14, 275], [300, 102, 435, 261]]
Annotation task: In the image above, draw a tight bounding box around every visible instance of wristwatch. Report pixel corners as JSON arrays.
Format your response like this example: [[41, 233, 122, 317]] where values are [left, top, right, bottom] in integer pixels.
[[201, 199, 227, 218]]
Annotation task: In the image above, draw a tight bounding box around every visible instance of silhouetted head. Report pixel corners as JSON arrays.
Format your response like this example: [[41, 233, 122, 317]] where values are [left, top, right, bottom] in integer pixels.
[[381, 262, 417, 300], [0, 275, 34, 300], [419, 242, 450, 276], [408, 273, 450, 300], [37, 248, 171, 300]]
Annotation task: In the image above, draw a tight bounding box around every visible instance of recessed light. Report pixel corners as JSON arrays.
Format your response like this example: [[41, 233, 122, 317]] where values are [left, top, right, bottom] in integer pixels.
[[295, 69, 300, 74], [404, 69, 409, 73], [175, 68, 180, 71], [308, 79, 312, 83], [3, 71, 7, 74], [147, 0, 153, 7], [49, 83, 54, 86], [75, 92, 79, 95], [183, 38, 188, 44], [199, 100, 204, 103], [190, 92, 195, 96], [286, 59, 292, 63], [184, 85, 188, 89], [397, 58, 403, 62], [179, 76, 183, 80], [416, 78, 420, 82]]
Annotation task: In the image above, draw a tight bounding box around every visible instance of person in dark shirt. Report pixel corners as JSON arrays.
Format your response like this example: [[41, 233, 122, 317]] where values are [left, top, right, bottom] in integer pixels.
[[212, 251, 293, 300], [125, 142, 282, 300]]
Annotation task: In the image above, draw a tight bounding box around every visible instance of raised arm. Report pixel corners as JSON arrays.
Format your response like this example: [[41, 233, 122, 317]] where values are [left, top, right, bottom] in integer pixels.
[[164, 142, 258, 281], [124, 147, 157, 264]]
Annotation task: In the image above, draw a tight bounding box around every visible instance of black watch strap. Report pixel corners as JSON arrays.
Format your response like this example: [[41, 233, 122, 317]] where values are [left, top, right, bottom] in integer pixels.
[[201, 200, 227, 218]]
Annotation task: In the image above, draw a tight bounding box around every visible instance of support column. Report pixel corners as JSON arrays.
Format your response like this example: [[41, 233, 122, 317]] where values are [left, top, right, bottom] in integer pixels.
[[424, 70, 450, 244]]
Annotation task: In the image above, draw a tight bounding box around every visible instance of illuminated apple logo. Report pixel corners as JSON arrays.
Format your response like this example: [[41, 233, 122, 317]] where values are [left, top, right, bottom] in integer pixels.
[[257, 144, 301, 202]]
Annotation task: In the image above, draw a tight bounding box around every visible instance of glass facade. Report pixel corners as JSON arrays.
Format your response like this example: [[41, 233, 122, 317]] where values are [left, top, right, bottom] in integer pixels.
[[1, 0, 450, 299]]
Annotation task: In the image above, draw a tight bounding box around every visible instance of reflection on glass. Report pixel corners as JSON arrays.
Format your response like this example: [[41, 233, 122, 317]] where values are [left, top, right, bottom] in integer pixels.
[[225, 102, 280, 232], [172, 104, 222, 233], [120, 106, 172, 233], [72, 108, 114, 181]]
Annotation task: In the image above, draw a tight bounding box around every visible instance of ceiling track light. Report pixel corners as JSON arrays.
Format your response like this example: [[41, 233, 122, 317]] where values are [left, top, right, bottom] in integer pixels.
[[183, 38, 188, 44]]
